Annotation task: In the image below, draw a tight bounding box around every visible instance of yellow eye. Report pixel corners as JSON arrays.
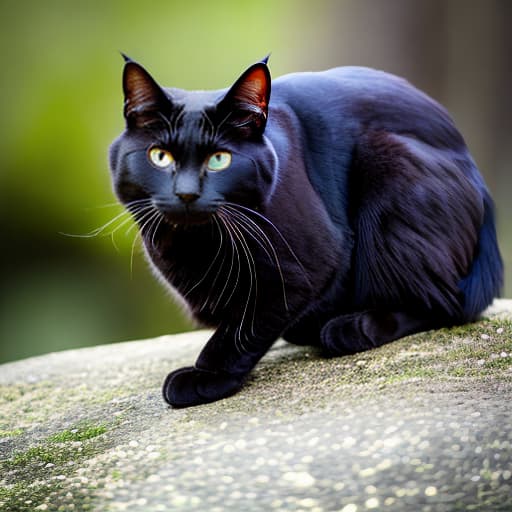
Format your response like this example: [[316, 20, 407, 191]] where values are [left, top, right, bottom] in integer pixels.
[[148, 147, 174, 169], [207, 151, 231, 172]]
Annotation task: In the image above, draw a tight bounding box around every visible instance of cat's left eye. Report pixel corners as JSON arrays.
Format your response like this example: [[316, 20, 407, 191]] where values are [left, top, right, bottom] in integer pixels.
[[148, 147, 175, 169], [207, 152, 232, 172]]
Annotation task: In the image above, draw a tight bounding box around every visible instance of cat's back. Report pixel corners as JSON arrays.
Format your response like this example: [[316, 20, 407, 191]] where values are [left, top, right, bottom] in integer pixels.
[[273, 65, 409, 98], [272, 65, 441, 115], [271, 66, 464, 150]]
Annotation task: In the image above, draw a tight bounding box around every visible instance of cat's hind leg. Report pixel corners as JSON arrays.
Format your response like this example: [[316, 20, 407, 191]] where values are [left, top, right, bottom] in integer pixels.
[[319, 310, 440, 356]]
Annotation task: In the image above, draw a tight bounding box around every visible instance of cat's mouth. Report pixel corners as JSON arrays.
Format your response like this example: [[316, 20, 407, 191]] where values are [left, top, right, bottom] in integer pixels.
[[164, 210, 213, 226], [154, 199, 215, 226]]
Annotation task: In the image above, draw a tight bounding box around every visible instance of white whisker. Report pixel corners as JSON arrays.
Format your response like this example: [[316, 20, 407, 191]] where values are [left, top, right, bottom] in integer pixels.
[[60, 199, 153, 241], [224, 202, 313, 291], [130, 231, 141, 278], [221, 205, 290, 312], [219, 211, 258, 351], [216, 214, 246, 354], [138, 210, 161, 240], [150, 213, 165, 249], [125, 205, 158, 235], [212, 214, 239, 314]]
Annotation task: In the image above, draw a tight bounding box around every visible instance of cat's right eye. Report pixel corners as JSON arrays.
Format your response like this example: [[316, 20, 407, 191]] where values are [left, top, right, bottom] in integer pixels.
[[148, 147, 175, 169]]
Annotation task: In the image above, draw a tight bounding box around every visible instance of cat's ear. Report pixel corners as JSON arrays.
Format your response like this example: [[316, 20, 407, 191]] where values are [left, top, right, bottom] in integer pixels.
[[122, 57, 171, 128], [216, 61, 271, 137]]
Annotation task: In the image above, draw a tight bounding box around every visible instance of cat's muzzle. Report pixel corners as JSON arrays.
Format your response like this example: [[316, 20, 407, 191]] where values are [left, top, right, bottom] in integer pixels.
[[154, 197, 215, 226]]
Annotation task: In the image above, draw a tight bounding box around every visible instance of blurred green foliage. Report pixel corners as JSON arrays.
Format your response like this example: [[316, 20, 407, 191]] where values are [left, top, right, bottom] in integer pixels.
[[0, 0, 510, 363], [0, 0, 299, 362]]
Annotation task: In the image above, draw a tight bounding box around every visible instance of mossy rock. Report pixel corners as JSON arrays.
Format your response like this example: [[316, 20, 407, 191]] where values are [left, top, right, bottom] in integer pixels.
[[1, 300, 512, 511]]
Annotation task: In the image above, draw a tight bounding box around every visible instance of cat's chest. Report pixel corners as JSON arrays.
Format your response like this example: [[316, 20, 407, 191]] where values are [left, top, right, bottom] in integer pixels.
[[144, 226, 273, 315], [144, 218, 317, 326]]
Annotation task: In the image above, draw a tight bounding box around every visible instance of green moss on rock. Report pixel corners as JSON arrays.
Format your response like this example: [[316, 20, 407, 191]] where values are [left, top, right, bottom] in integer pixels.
[[0, 422, 110, 511], [0, 301, 510, 512], [48, 424, 107, 443]]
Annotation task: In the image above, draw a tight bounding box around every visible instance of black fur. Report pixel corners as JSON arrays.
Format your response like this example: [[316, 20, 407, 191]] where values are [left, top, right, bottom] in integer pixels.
[[109, 58, 503, 407]]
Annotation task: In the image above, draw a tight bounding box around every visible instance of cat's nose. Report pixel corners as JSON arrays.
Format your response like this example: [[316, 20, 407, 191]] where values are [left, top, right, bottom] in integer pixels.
[[176, 192, 200, 204]]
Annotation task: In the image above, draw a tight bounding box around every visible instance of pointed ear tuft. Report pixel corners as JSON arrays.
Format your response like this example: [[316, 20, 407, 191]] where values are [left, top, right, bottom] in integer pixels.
[[120, 52, 133, 63], [226, 63, 270, 114], [122, 61, 171, 127], [260, 54, 271, 65], [217, 62, 271, 137]]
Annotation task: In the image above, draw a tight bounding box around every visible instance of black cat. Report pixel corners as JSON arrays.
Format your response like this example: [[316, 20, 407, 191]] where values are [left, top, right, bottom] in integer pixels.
[[109, 56, 503, 407]]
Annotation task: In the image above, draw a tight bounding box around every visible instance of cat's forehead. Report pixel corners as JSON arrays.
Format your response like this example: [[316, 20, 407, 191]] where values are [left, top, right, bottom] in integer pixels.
[[165, 88, 221, 112], [162, 90, 220, 152]]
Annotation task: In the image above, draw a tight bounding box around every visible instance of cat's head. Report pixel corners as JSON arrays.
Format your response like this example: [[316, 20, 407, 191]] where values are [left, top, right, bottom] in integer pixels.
[[109, 56, 277, 226]]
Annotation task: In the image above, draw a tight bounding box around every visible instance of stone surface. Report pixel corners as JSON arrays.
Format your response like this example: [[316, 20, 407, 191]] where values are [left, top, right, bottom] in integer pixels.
[[1, 300, 512, 511]]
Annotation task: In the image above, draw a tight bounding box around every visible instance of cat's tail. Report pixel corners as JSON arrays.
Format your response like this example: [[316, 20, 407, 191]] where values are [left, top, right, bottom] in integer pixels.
[[458, 188, 503, 321]]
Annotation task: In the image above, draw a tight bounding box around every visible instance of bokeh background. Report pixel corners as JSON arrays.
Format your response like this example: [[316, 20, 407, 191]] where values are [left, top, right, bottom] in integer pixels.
[[1, 0, 510, 363]]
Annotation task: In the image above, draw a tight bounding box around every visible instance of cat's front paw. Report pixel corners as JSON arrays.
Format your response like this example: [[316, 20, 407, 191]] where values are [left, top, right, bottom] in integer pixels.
[[162, 366, 244, 408]]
